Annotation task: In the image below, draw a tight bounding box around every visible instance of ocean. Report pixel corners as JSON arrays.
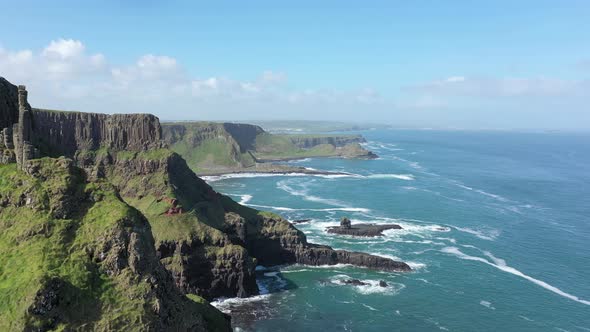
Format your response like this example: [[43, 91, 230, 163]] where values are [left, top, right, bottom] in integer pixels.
[[205, 130, 590, 331]]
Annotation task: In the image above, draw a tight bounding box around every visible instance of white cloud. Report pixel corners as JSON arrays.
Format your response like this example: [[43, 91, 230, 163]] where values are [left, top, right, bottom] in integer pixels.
[[42, 39, 85, 59], [0, 39, 379, 120], [1, 39, 588, 129]]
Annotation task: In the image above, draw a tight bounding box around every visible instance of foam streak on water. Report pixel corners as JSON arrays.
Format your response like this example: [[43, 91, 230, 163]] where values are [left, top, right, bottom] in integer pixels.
[[441, 247, 590, 306]]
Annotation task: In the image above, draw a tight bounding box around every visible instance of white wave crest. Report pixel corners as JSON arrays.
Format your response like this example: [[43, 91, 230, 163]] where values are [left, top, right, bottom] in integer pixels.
[[204, 171, 416, 183], [362, 303, 379, 311], [479, 300, 495, 310], [238, 194, 252, 204], [454, 183, 508, 202], [210, 294, 271, 313], [441, 247, 590, 306], [366, 173, 415, 180]]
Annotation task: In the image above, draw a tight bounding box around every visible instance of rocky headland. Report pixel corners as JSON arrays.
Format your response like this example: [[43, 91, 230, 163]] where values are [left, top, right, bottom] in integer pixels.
[[327, 217, 403, 237], [0, 77, 409, 331], [161, 121, 378, 175]]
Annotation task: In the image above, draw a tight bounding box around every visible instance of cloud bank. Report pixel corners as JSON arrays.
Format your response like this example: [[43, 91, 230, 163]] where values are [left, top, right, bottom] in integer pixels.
[[0, 39, 588, 129], [0, 39, 381, 121]]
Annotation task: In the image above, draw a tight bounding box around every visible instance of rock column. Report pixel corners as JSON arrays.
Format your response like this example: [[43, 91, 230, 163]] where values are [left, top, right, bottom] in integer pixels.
[[13, 85, 37, 169]]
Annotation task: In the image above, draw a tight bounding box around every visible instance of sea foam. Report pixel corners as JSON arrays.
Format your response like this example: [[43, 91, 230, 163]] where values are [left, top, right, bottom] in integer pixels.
[[441, 247, 590, 306]]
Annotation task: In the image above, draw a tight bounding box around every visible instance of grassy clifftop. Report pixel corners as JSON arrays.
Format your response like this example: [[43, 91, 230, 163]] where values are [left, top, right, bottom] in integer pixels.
[[0, 157, 229, 331]]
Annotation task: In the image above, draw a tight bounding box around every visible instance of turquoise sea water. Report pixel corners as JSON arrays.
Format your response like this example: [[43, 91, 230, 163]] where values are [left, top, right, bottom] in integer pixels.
[[207, 130, 590, 331]]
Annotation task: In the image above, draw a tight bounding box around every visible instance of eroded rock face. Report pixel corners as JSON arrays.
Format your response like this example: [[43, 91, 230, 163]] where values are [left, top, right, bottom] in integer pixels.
[[31, 110, 163, 157], [288, 135, 366, 149], [156, 238, 259, 300], [0, 77, 19, 130]]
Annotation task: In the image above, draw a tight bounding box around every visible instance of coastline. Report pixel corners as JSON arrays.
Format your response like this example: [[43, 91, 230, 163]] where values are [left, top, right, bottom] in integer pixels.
[[195, 162, 350, 177]]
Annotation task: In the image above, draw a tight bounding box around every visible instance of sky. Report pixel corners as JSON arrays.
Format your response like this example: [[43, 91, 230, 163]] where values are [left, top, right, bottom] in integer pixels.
[[0, 0, 589, 130]]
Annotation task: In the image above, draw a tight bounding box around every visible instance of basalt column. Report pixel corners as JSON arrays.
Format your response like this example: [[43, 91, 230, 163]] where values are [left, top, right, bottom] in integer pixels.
[[13, 85, 37, 169]]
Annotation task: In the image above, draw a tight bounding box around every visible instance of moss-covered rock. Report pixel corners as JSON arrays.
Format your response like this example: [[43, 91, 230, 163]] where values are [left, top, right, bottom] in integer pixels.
[[0, 158, 230, 331]]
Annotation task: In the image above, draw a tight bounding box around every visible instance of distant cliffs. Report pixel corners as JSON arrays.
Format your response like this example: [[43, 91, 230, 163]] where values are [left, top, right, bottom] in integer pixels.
[[288, 135, 365, 149], [162, 121, 378, 174]]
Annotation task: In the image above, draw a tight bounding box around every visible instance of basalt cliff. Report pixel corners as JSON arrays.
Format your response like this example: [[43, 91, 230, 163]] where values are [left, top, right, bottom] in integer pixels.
[[162, 121, 377, 174], [0, 77, 409, 331]]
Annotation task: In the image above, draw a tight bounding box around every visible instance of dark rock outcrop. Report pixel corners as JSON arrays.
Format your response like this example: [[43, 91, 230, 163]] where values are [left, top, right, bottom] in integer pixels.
[[291, 219, 311, 224], [243, 213, 411, 272], [0, 77, 19, 130], [327, 221, 402, 237], [341, 279, 368, 286], [222, 123, 264, 152], [338, 279, 388, 287], [340, 217, 352, 229]]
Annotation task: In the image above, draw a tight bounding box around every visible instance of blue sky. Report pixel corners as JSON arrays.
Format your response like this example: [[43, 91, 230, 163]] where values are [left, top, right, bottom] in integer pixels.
[[1, 0, 589, 129]]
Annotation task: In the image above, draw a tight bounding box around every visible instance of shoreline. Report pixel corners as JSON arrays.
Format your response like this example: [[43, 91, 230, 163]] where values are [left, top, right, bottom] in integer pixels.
[[196, 163, 350, 177]]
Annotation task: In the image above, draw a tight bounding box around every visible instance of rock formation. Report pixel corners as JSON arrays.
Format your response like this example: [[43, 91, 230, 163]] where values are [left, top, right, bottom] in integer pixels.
[[340, 217, 352, 229], [327, 219, 403, 237]]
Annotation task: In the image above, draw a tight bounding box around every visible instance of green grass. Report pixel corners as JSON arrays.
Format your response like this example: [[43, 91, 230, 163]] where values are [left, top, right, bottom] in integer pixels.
[[254, 133, 341, 159], [171, 139, 240, 171], [0, 158, 213, 330]]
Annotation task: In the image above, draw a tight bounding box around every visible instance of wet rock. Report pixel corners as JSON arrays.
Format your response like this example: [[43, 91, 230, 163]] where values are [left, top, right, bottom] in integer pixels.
[[291, 219, 311, 224], [341, 279, 369, 286], [340, 217, 352, 229]]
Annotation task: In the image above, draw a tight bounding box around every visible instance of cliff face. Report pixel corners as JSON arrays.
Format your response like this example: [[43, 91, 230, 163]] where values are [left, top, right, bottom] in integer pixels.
[[31, 110, 162, 158], [0, 77, 18, 130], [221, 123, 264, 152], [288, 135, 366, 149]]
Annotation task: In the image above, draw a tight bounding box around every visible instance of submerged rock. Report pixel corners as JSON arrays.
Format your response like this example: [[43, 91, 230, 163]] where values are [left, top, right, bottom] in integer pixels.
[[339, 279, 389, 287]]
